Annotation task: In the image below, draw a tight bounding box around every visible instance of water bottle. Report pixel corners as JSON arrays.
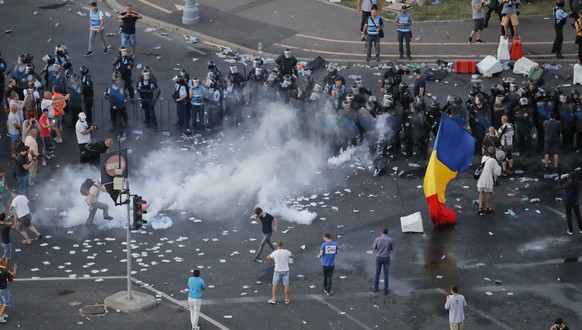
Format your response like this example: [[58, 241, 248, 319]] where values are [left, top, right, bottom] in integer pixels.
[[258, 42, 263, 54]]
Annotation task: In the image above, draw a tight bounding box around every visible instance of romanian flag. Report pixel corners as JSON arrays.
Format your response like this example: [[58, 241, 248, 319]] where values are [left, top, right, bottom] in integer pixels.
[[423, 116, 475, 226]]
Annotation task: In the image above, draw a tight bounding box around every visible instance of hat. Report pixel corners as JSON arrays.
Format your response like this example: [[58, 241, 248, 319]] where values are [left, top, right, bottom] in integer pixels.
[[414, 69, 421, 74], [78, 112, 87, 120], [401, 5, 409, 9]]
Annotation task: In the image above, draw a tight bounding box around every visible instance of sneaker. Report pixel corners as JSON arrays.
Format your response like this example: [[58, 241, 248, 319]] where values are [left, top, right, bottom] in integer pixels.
[[579, 230, 582, 234], [104, 216, 113, 220], [267, 299, 277, 304], [323, 290, 328, 295], [326, 291, 334, 296], [0, 317, 6, 323], [2, 314, 7, 319], [476, 39, 484, 43], [104, 45, 111, 54], [567, 230, 574, 235], [468, 37, 473, 43], [84, 51, 93, 57]]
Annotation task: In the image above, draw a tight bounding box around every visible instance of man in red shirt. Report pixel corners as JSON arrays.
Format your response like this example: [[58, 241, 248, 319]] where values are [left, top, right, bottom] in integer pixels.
[[38, 109, 54, 166]]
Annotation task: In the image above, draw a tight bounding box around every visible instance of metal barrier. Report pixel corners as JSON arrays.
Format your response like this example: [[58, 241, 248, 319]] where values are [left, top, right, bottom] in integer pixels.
[[87, 98, 177, 134]]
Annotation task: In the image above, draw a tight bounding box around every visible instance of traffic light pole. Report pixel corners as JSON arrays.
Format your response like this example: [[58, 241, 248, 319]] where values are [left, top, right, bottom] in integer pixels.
[[125, 184, 133, 301]]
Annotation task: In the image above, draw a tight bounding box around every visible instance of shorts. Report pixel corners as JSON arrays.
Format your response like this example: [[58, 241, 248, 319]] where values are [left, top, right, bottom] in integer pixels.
[[478, 186, 493, 193], [501, 13, 518, 27], [503, 145, 513, 160], [42, 137, 51, 151], [450, 321, 464, 330], [10, 134, 19, 142], [121, 33, 137, 47], [0, 289, 11, 307], [272, 270, 290, 286], [1, 243, 11, 259], [53, 115, 62, 128], [473, 18, 484, 32], [16, 213, 32, 231], [544, 140, 559, 156]]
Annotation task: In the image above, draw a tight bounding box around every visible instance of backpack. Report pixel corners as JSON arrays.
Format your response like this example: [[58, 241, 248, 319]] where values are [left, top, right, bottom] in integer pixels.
[[23, 91, 37, 110], [80, 178, 95, 196], [473, 159, 487, 180]]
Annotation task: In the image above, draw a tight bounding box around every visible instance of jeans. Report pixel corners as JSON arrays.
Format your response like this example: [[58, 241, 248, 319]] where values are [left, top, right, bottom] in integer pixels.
[[87, 201, 110, 224], [366, 34, 380, 60], [121, 33, 137, 47], [255, 232, 275, 259], [374, 256, 390, 292], [188, 297, 202, 329], [322, 265, 334, 292], [398, 31, 412, 57], [565, 199, 582, 232], [88, 29, 108, 52], [16, 174, 29, 198]]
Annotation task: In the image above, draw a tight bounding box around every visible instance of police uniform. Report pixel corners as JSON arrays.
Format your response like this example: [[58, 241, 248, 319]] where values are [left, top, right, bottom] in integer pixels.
[[136, 77, 158, 129], [81, 72, 94, 123]]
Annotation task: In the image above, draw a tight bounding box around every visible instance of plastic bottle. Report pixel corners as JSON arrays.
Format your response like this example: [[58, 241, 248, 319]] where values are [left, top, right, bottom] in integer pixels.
[[258, 42, 262, 53]]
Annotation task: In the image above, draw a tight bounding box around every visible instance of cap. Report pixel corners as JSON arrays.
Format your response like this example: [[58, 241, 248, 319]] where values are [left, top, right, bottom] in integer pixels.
[[78, 112, 87, 119]]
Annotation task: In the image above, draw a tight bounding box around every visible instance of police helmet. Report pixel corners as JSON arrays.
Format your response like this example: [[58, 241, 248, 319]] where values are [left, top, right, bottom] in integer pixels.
[[559, 94, 568, 103], [556, 0, 565, 7], [304, 75, 314, 84], [281, 80, 292, 88], [345, 93, 354, 103], [351, 84, 359, 95], [208, 60, 216, 70], [472, 81, 483, 91], [490, 84, 502, 94], [327, 65, 337, 75], [254, 67, 263, 76], [554, 85, 564, 96], [192, 77, 200, 86], [415, 95, 425, 105], [451, 96, 462, 106], [229, 65, 238, 74], [309, 92, 320, 101], [179, 69, 189, 78], [252, 59, 261, 69], [18, 54, 26, 64], [527, 79, 537, 90], [384, 77, 394, 87], [268, 73, 278, 82], [205, 77, 216, 88], [79, 65, 89, 75], [536, 87, 546, 99], [399, 81, 408, 92], [494, 95, 506, 105], [519, 97, 529, 106], [469, 89, 479, 98], [516, 87, 526, 97], [25, 64, 34, 74], [475, 94, 485, 105], [341, 99, 351, 109], [429, 100, 440, 110], [410, 102, 420, 113], [355, 77, 364, 88], [502, 77, 516, 87], [226, 75, 234, 82], [382, 96, 394, 108], [369, 95, 378, 103], [366, 101, 375, 111], [23, 53, 33, 64], [62, 60, 72, 70], [508, 82, 518, 93], [112, 70, 122, 81], [313, 83, 323, 93], [283, 74, 292, 82], [284, 49, 293, 59]]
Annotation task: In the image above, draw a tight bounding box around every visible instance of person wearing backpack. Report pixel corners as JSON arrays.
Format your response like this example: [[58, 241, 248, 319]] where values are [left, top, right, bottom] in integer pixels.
[[84, 180, 113, 225], [477, 146, 502, 215]]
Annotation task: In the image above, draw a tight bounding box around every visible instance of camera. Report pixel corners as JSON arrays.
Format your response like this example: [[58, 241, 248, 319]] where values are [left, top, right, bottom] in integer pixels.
[[89, 123, 99, 130]]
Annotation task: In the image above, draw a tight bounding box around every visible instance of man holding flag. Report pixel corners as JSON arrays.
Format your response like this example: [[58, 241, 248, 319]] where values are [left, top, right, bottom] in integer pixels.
[[423, 116, 475, 225]]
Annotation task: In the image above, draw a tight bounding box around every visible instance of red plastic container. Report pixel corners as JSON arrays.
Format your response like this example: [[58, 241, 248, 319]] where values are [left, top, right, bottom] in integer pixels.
[[454, 60, 477, 74]]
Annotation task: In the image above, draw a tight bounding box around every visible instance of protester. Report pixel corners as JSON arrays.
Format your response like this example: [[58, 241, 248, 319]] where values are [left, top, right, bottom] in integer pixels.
[[477, 146, 502, 215], [187, 269, 205, 330], [558, 170, 582, 235], [497, 115, 514, 175], [549, 318, 570, 330], [0, 258, 16, 324], [251, 207, 277, 262], [0, 170, 8, 210], [75, 112, 95, 157], [23, 129, 39, 186], [543, 113, 561, 173], [576, 11, 582, 64], [0, 214, 11, 268], [500, 0, 520, 38], [267, 241, 294, 304], [85, 180, 113, 225], [118, 5, 142, 57], [413, 69, 426, 97], [468, 0, 485, 43], [445, 285, 467, 330], [14, 146, 34, 199], [8, 190, 42, 245], [317, 233, 338, 296], [373, 228, 393, 295]]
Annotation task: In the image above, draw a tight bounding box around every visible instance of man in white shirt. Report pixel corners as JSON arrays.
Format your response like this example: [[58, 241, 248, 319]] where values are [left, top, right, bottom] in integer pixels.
[[445, 285, 467, 330], [266, 241, 294, 305], [75, 112, 95, 160], [8, 190, 42, 245]]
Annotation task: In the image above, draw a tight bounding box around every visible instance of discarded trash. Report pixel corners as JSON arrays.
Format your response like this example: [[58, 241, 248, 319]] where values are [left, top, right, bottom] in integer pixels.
[[504, 209, 516, 216], [400, 212, 424, 233], [520, 197, 529, 203], [529, 198, 540, 203], [5, 29, 12, 33]]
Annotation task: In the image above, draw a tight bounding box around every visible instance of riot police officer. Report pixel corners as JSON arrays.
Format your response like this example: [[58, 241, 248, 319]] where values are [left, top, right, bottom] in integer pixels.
[[323, 65, 346, 92], [514, 97, 534, 154], [105, 71, 128, 133], [136, 67, 159, 130], [55, 45, 70, 66], [552, 0, 568, 59], [189, 78, 207, 132], [275, 49, 298, 79], [80, 66, 94, 123], [112, 47, 135, 99]]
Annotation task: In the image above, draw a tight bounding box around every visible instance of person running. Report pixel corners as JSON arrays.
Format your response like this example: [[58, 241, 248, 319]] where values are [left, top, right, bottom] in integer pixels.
[[7, 190, 42, 245], [317, 233, 339, 296], [468, 0, 486, 43], [0, 258, 16, 324], [267, 241, 294, 305], [251, 207, 277, 262]]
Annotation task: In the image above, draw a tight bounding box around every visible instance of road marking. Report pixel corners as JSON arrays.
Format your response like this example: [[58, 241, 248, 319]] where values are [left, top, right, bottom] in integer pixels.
[[17, 276, 126, 281], [187, 46, 207, 56], [138, 0, 172, 14], [132, 278, 230, 330], [295, 33, 566, 46], [311, 294, 374, 330]]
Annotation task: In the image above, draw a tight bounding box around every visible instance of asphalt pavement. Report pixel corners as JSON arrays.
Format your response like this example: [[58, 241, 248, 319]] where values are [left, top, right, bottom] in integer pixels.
[[0, 1, 582, 329], [117, 0, 580, 61]]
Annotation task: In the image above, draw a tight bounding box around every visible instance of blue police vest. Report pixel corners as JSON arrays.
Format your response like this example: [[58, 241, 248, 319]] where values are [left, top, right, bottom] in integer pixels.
[[109, 86, 126, 107], [367, 16, 381, 35], [90, 10, 102, 28], [190, 86, 205, 106], [397, 12, 411, 32]]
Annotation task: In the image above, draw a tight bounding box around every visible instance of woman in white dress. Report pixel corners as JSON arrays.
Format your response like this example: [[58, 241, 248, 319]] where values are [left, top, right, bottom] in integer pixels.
[[477, 146, 502, 215]]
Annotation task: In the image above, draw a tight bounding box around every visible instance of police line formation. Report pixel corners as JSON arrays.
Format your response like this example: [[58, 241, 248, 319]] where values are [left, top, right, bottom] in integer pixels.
[[2, 41, 581, 177]]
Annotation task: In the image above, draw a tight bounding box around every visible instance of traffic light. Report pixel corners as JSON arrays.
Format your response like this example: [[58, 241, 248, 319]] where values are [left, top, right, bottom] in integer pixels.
[[132, 195, 147, 229]]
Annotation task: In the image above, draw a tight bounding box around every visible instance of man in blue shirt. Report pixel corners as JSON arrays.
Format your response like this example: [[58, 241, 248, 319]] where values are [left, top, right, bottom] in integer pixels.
[[317, 233, 339, 296], [187, 270, 205, 330], [373, 228, 394, 295]]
